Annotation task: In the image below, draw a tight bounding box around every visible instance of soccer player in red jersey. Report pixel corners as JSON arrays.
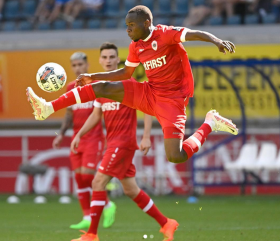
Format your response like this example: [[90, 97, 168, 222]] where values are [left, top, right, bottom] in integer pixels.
[[52, 52, 116, 230], [70, 42, 177, 241], [27, 5, 238, 165]]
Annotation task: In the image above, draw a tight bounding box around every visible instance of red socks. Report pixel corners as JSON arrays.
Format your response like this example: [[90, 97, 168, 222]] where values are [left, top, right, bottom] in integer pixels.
[[75, 173, 94, 216], [183, 123, 212, 159], [88, 191, 107, 234], [51, 84, 96, 111], [133, 190, 167, 227]]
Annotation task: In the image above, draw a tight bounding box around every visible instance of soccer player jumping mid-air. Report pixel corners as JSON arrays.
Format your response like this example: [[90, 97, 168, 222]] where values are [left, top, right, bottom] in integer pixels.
[[52, 52, 116, 230], [70, 42, 177, 241], [27, 5, 238, 166]]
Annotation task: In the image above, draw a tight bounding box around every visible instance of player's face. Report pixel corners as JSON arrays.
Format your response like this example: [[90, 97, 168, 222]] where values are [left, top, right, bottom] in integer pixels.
[[125, 12, 150, 41], [71, 59, 89, 77], [99, 49, 120, 72]]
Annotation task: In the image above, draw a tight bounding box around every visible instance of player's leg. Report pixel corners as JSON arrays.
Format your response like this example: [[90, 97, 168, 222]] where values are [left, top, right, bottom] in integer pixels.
[[26, 81, 125, 120]]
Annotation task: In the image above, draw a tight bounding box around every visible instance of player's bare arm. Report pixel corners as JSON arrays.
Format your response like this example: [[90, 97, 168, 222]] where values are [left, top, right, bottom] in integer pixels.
[[185, 30, 236, 54], [52, 107, 73, 149], [76, 65, 135, 87], [139, 114, 152, 155], [70, 107, 102, 153]]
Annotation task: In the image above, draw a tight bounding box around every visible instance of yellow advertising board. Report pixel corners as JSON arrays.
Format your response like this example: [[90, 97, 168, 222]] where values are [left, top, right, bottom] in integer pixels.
[[0, 44, 279, 120]]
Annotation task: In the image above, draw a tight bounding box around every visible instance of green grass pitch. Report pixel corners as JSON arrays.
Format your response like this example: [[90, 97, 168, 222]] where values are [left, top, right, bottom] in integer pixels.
[[0, 195, 280, 241]]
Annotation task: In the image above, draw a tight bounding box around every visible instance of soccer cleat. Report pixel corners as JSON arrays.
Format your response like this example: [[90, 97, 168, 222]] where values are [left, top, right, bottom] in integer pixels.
[[160, 218, 179, 241], [70, 219, 91, 230], [205, 110, 238, 135], [26, 87, 54, 120], [103, 201, 117, 228], [71, 230, 99, 241]]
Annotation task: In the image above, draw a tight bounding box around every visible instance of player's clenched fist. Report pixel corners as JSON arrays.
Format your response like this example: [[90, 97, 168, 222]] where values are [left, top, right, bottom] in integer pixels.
[[216, 40, 236, 54], [75, 73, 93, 87], [71, 135, 81, 154]]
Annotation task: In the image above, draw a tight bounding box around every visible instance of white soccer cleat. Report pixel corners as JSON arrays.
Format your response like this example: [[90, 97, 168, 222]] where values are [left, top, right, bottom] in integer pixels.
[[205, 110, 238, 135], [26, 87, 54, 120]]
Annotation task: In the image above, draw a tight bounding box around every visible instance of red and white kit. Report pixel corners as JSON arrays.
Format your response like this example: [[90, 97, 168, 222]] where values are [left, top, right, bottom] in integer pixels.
[[122, 24, 193, 139], [67, 81, 104, 170], [94, 77, 139, 179]]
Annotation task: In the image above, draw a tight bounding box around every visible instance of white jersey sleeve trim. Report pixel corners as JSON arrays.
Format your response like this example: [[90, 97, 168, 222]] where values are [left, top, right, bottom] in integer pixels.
[[71, 88, 81, 104], [125, 60, 140, 67], [180, 28, 189, 42], [94, 100, 102, 108]]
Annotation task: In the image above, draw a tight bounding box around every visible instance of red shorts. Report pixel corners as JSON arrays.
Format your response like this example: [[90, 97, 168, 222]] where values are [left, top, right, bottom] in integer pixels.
[[70, 137, 104, 171], [122, 80, 188, 139], [97, 147, 136, 180]]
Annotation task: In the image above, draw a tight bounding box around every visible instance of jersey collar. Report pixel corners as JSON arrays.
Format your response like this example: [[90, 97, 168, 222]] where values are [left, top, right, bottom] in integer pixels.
[[143, 25, 155, 42]]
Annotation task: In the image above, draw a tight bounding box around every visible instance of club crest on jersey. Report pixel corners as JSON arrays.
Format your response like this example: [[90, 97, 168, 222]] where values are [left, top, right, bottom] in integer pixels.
[[152, 40, 157, 51]]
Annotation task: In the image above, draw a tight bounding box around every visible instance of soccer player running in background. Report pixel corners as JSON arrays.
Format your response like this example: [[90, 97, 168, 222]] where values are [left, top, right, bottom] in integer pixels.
[[52, 52, 116, 230], [70, 42, 177, 241], [27, 5, 238, 166]]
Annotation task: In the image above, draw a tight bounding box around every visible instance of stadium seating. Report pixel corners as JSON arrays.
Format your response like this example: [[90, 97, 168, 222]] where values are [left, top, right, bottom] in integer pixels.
[[21, 0, 37, 18], [71, 19, 84, 30], [18, 20, 32, 31], [122, 0, 137, 15], [224, 143, 258, 171], [173, 17, 185, 26], [104, 19, 117, 28], [53, 20, 67, 30], [244, 143, 277, 171], [193, 0, 205, 7], [174, 0, 189, 16], [139, 0, 154, 11], [264, 149, 280, 170], [3, 1, 20, 20], [1, 21, 16, 31], [104, 0, 120, 17], [226, 15, 241, 25], [209, 16, 223, 25], [154, 17, 171, 26], [87, 19, 101, 29], [156, 0, 172, 16], [37, 22, 51, 31], [245, 14, 259, 24], [262, 14, 277, 24]]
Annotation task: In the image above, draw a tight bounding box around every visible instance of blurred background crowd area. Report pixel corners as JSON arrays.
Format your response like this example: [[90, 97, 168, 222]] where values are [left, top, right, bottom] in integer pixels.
[[0, 0, 279, 31]]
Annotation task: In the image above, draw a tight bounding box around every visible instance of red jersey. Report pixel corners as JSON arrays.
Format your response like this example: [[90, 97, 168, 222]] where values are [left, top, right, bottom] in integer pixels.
[[67, 81, 103, 140], [94, 79, 138, 150], [125, 24, 194, 98]]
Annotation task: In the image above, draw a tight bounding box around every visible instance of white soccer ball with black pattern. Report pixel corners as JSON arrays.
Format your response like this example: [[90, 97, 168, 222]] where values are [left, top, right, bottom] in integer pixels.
[[36, 62, 67, 92]]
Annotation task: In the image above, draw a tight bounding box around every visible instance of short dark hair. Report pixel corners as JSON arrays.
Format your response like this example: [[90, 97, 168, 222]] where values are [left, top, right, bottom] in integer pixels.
[[128, 5, 153, 22], [100, 42, 118, 56]]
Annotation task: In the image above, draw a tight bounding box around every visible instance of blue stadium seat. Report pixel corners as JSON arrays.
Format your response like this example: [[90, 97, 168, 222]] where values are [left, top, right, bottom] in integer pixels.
[[104, 0, 120, 17], [209, 16, 223, 25], [18, 21, 32, 31], [139, 0, 154, 11], [104, 19, 117, 28], [87, 19, 101, 29], [262, 14, 277, 24], [71, 19, 84, 29], [226, 15, 241, 25], [173, 17, 185, 26], [245, 14, 259, 24], [156, 0, 172, 16], [193, 0, 205, 7], [174, 0, 189, 16], [22, 0, 37, 18], [37, 22, 51, 30], [1, 21, 16, 31], [154, 17, 171, 26], [53, 20, 67, 30], [3, 1, 20, 20]]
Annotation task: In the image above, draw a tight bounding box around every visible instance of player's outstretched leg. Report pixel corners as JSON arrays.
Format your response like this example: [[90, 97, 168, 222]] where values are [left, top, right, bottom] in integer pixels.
[[182, 109, 238, 162], [121, 177, 179, 241], [26, 81, 125, 120]]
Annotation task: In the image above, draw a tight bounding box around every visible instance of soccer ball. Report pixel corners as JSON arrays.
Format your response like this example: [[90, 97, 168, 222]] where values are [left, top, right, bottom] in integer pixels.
[[36, 62, 67, 92]]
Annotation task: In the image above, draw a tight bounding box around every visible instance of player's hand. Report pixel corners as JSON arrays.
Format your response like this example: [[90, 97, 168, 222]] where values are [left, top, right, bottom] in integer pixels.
[[52, 134, 63, 149], [140, 137, 151, 155], [71, 135, 80, 154], [75, 73, 93, 87], [215, 40, 235, 54]]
